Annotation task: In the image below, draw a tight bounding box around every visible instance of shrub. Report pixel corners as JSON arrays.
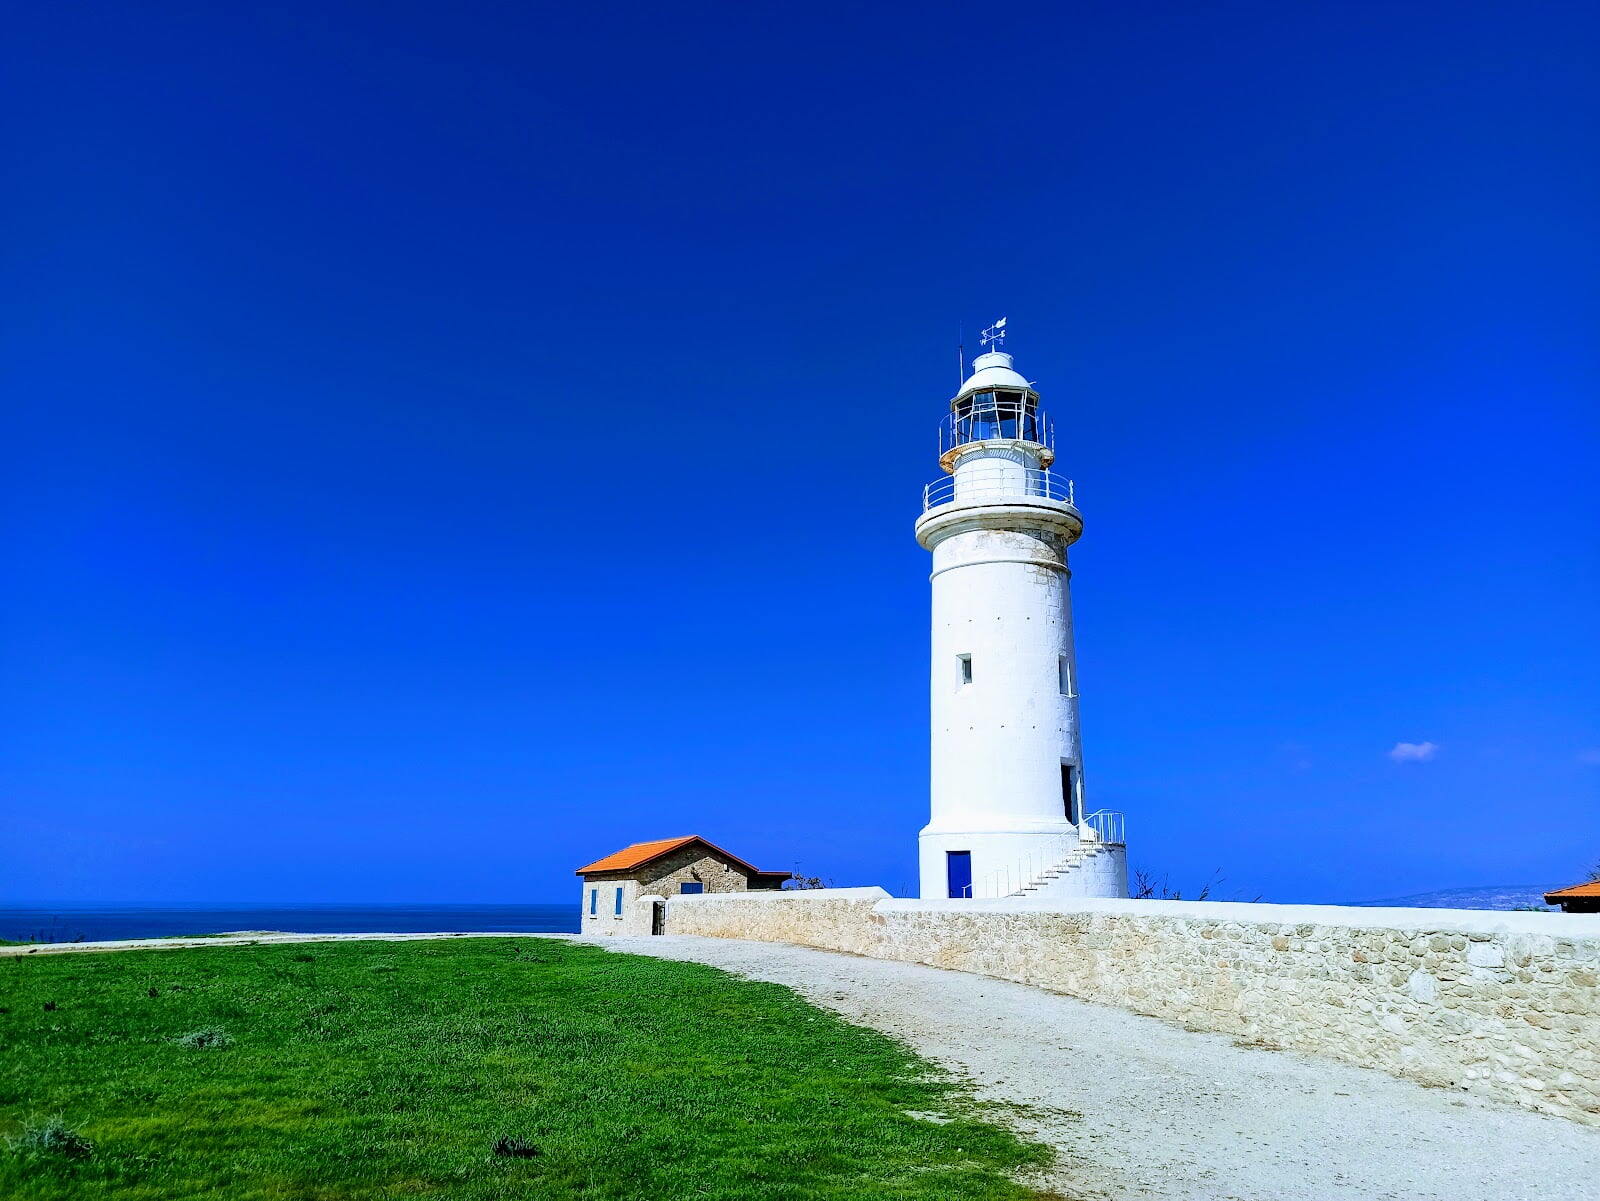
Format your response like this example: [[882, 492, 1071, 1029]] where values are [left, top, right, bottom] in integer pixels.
[[491, 1135, 540, 1158], [175, 1028, 233, 1050], [9, 1117, 93, 1160]]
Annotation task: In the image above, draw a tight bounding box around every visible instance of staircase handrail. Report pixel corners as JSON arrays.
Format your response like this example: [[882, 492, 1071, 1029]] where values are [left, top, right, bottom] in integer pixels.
[[1079, 810, 1126, 845]]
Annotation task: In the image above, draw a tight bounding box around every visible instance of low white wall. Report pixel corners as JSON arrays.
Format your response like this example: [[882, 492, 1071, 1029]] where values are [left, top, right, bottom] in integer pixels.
[[667, 890, 1600, 1126]]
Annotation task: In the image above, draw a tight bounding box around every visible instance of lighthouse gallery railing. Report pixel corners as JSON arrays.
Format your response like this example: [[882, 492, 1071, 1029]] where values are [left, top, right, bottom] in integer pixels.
[[921, 468, 1076, 512]]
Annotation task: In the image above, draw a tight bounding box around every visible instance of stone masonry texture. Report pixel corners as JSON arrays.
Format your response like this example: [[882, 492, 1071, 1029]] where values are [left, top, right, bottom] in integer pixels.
[[668, 889, 1600, 1126]]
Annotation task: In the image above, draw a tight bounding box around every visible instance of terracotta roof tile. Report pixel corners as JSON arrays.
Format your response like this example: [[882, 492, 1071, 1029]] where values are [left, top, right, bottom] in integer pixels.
[[576, 836, 700, 875], [1545, 880, 1600, 900], [575, 835, 770, 878]]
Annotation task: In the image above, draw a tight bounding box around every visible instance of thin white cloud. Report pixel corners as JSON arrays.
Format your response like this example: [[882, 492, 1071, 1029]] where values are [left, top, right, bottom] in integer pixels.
[[1388, 741, 1439, 763]]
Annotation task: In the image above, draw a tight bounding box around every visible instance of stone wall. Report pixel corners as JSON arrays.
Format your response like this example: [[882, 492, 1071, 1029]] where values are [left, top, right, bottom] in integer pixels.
[[667, 890, 1600, 1125], [638, 847, 754, 896]]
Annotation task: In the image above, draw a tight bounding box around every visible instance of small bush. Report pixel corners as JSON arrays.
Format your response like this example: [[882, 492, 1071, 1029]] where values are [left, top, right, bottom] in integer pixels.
[[9, 1117, 93, 1160], [175, 1028, 233, 1050], [491, 1135, 539, 1158]]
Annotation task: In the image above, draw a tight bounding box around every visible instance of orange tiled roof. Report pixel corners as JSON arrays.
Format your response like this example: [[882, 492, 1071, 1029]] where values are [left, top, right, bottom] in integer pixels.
[[575, 835, 767, 878], [1545, 880, 1600, 901]]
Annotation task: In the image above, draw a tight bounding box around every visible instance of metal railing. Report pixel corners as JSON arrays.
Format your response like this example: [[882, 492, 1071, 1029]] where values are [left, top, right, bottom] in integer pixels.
[[922, 468, 1076, 512], [1080, 810, 1126, 845], [960, 815, 1129, 900], [974, 850, 1053, 900]]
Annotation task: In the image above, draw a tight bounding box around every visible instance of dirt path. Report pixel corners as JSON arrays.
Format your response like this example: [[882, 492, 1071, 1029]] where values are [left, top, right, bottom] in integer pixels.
[[592, 934, 1600, 1201]]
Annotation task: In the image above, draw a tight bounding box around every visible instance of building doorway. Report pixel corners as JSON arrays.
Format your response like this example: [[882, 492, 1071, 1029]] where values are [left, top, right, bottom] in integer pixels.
[[946, 850, 972, 898], [1061, 764, 1077, 824], [650, 900, 665, 935]]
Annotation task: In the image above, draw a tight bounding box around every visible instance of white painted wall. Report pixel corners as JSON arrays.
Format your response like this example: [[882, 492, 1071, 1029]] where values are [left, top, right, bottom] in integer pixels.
[[578, 878, 658, 936]]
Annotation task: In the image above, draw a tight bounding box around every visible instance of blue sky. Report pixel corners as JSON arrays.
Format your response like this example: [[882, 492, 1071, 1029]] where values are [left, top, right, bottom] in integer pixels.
[[3, 1, 1596, 905]]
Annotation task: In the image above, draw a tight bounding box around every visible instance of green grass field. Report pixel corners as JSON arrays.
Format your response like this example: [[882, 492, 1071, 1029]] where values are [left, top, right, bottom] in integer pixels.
[[1, 938, 1051, 1200]]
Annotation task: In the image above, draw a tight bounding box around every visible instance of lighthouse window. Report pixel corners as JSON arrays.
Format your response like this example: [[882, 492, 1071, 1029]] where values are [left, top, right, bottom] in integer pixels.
[[957, 654, 972, 686], [1058, 656, 1073, 695]]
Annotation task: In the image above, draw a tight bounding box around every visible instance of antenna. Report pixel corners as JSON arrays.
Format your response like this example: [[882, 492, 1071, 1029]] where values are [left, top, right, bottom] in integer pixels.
[[957, 321, 965, 388], [980, 316, 1007, 351]]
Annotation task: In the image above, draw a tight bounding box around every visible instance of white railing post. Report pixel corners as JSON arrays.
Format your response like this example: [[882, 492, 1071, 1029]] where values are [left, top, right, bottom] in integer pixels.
[[1080, 810, 1126, 846]]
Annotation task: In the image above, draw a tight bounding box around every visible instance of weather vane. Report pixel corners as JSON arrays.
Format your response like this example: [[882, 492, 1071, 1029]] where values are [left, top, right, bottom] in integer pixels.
[[980, 316, 1007, 350]]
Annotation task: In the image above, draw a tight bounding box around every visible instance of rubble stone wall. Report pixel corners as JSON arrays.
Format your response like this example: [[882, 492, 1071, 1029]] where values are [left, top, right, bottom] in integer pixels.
[[669, 889, 1600, 1125]]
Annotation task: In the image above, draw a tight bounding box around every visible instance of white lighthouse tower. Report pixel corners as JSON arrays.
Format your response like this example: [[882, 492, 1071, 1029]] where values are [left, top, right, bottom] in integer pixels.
[[915, 322, 1127, 900]]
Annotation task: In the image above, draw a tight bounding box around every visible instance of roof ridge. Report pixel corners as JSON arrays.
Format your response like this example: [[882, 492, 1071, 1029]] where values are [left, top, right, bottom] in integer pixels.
[[574, 834, 768, 878]]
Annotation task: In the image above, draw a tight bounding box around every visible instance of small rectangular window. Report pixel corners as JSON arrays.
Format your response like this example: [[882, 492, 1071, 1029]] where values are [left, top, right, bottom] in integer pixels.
[[614, 886, 624, 916], [958, 654, 972, 686], [1058, 656, 1073, 696], [680, 881, 704, 895], [588, 888, 597, 916]]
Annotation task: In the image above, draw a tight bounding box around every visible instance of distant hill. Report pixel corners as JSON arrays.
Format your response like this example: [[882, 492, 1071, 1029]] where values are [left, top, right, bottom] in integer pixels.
[[1343, 884, 1554, 911]]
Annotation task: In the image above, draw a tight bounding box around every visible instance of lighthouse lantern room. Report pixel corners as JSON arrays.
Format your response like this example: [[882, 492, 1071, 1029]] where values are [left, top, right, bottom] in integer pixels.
[[914, 321, 1127, 901]]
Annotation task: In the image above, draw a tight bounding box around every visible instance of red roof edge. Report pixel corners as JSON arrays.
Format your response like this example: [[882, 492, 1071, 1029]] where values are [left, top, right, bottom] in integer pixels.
[[1544, 879, 1600, 901], [575, 835, 775, 879]]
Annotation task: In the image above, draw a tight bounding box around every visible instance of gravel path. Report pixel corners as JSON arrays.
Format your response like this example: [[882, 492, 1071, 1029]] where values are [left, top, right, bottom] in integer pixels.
[[592, 934, 1600, 1201]]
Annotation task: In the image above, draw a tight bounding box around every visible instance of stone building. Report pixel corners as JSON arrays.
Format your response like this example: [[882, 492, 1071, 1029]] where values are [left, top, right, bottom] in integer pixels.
[[575, 835, 788, 935]]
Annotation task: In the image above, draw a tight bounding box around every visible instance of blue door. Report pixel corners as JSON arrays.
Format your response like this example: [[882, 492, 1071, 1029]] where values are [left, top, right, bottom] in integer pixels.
[[946, 851, 972, 898]]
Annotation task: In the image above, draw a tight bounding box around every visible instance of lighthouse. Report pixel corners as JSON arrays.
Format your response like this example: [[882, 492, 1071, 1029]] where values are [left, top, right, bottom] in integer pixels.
[[914, 322, 1127, 900]]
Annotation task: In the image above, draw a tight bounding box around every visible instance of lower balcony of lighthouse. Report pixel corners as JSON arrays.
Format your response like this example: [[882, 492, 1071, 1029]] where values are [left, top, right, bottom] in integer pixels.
[[915, 468, 1083, 550], [922, 463, 1075, 510]]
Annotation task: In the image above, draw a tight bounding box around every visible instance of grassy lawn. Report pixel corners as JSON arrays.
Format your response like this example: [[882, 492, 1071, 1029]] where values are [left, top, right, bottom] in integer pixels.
[[1, 938, 1051, 1200]]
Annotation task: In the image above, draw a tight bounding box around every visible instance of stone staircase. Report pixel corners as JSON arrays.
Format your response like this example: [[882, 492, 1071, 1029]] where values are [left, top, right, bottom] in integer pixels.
[[1012, 841, 1120, 899]]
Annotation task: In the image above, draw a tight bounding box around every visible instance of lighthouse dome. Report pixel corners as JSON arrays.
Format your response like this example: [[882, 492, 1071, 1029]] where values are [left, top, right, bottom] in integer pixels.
[[956, 351, 1032, 399]]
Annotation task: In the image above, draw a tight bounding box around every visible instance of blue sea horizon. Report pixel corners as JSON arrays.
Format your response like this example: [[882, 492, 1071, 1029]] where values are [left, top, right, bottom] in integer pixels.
[[3, 883, 1561, 944], [0, 902, 579, 944]]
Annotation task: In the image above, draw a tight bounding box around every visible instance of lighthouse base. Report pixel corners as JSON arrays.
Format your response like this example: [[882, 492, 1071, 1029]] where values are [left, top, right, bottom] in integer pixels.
[[919, 825, 1127, 900]]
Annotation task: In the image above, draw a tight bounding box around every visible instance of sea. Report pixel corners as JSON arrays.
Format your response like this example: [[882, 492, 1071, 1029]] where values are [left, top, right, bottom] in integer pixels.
[[0, 903, 578, 944], [1342, 884, 1555, 911], [1, 884, 1559, 944]]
